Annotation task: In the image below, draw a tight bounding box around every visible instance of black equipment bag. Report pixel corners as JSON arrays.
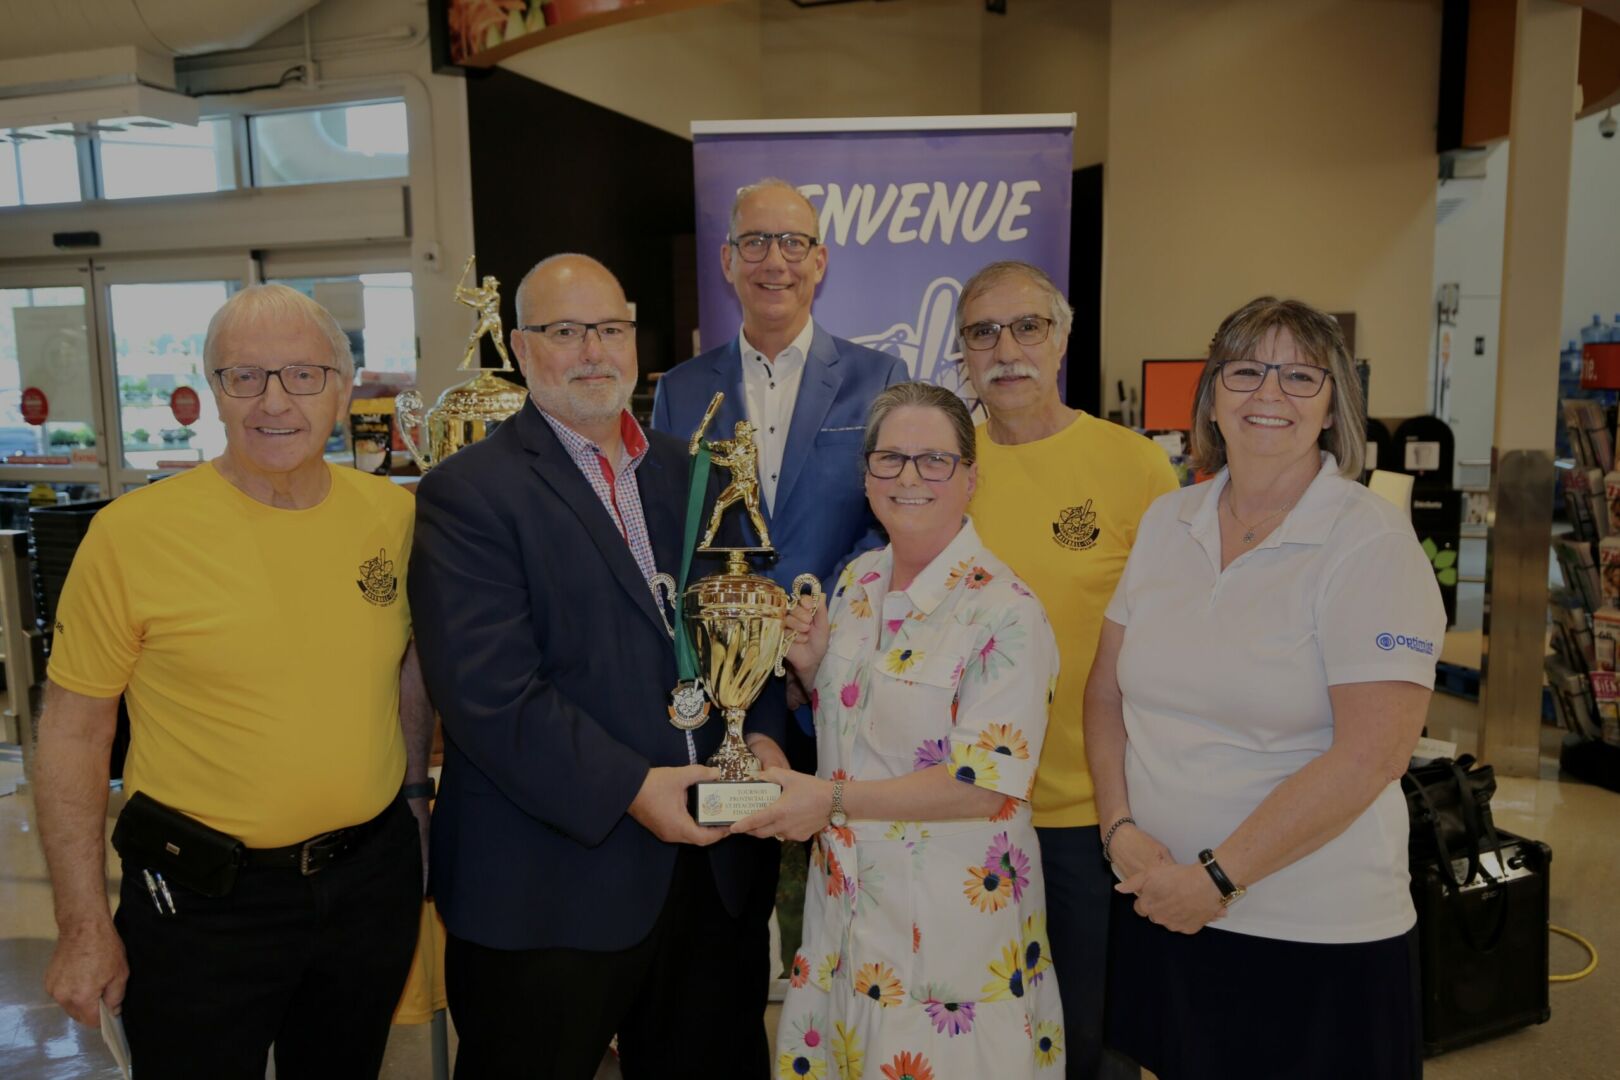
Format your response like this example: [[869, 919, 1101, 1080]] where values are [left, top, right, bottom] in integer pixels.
[[1403, 756, 1551, 1055], [1410, 829, 1551, 1055], [1403, 753, 1500, 893]]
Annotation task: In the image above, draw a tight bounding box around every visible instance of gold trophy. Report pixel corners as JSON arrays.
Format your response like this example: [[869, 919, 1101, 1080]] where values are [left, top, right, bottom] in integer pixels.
[[396, 256, 527, 471], [650, 393, 822, 826]]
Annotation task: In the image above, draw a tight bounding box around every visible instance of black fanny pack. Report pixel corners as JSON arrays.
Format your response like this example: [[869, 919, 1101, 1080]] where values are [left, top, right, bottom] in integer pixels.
[[111, 791, 245, 898]]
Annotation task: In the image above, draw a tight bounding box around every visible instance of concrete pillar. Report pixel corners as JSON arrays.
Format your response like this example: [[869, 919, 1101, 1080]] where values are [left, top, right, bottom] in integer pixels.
[[1480, 0, 1581, 777]]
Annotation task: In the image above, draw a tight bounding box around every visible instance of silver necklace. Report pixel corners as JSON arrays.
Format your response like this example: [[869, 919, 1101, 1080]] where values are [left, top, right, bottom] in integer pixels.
[[1223, 486, 1296, 545]]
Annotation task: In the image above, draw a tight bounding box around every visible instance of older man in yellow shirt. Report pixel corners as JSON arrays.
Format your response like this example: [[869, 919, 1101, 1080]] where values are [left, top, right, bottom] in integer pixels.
[[962, 261, 1177, 1079], [36, 284, 432, 1080]]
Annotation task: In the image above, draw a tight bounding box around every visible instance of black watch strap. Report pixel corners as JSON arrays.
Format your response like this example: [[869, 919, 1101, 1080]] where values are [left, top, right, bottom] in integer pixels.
[[1198, 848, 1242, 902], [401, 779, 436, 800]]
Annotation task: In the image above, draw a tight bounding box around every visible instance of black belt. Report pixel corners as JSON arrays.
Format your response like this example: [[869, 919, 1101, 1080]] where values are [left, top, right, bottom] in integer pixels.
[[242, 795, 399, 876]]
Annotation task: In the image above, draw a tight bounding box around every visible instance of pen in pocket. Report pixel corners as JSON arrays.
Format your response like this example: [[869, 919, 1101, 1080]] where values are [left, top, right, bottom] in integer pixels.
[[140, 869, 165, 914]]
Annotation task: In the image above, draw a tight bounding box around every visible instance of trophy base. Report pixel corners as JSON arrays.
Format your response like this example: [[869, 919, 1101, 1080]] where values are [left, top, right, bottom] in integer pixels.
[[689, 780, 782, 827]]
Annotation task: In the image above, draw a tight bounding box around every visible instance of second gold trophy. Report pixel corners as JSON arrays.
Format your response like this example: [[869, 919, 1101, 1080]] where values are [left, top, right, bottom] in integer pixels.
[[651, 392, 822, 826]]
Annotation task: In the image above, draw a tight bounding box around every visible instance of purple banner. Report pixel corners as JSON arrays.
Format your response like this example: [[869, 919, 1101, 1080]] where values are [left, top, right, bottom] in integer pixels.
[[693, 120, 1074, 400]]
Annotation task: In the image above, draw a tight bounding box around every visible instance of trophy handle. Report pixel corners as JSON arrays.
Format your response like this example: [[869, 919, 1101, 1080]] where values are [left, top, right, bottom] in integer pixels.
[[649, 572, 678, 639], [775, 574, 824, 677], [395, 390, 433, 473]]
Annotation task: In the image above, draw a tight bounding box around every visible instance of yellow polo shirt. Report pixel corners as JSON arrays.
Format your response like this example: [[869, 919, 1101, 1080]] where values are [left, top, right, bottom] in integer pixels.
[[48, 463, 413, 847], [969, 413, 1178, 828]]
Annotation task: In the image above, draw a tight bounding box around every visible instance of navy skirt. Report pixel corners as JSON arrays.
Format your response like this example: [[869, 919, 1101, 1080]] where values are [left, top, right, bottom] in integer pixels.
[[1106, 891, 1422, 1080]]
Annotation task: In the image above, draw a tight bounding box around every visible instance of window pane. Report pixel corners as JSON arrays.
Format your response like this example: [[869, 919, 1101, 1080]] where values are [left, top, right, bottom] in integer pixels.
[[0, 126, 82, 205], [0, 287, 95, 465], [100, 117, 236, 199], [108, 282, 232, 471], [251, 100, 409, 188], [0, 143, 20, 207], [270, 272, 417, 376]]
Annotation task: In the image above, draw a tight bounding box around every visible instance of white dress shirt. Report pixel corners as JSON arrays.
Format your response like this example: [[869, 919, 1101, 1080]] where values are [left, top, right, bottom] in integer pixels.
[[738, 318, 814, 514]]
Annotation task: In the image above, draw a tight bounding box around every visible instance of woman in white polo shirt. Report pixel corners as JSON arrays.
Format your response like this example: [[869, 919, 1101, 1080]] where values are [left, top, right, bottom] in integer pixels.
[[1084, 297, 1445, 1079]]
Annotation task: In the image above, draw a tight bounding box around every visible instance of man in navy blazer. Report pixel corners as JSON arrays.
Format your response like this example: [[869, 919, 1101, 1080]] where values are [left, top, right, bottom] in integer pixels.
[[410, 254, 783, 1079], [653, 178, 907, 770]]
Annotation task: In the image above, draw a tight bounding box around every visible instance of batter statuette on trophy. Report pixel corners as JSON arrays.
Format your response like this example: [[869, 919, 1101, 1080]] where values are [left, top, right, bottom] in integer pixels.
[[649, 392, 822, 827], [395, 256, 527, 471]]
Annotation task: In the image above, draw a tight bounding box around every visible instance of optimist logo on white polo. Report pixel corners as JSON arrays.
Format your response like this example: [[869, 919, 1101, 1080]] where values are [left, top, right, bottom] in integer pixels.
[[1375, 632, 1434, 655]]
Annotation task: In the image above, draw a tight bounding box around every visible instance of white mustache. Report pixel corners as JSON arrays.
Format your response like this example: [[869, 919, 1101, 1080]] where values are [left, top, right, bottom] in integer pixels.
[[987, 360, 1040, 381], [566, 364, 619, 383]]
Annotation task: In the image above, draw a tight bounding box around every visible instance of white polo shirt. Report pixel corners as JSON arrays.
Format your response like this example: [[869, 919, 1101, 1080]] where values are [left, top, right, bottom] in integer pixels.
[[739, 318, 813, 514], [1106, 452, 1445, 944]]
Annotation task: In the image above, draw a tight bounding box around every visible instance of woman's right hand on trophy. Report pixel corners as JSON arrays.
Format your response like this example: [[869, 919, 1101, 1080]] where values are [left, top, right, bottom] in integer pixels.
[[783, 599, 830, 684]]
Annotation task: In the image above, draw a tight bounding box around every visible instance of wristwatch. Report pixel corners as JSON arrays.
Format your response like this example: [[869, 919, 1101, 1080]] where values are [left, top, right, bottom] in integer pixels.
[[1198, 849, 1246, 907], [829, 779, 848, 828]]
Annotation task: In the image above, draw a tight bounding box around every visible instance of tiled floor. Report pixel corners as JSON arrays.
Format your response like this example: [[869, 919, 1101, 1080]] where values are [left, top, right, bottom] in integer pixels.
[[2, 697, 1615, 1079]]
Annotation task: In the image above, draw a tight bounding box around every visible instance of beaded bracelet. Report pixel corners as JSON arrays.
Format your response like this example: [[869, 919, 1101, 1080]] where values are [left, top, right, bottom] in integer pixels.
[[1101, 815, 1136, 863]]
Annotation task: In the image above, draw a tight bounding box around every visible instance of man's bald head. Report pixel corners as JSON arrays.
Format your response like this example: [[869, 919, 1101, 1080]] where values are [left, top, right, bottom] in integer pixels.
[[514, 253, 626, 327]]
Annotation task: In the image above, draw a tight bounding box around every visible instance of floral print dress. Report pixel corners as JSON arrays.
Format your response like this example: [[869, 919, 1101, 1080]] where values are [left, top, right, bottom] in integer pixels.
[[777, 518, 1065, 1080]]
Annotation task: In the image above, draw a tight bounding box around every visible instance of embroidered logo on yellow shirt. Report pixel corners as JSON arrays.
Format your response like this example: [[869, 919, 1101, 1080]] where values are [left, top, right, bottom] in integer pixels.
[[1051, 499, 1101, 550], [357, 548, 399, 606]]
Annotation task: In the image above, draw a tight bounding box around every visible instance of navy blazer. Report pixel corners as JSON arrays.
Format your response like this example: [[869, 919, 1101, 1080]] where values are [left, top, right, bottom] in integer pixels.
[[652, 323, 909, 592], [409, 400, 781, 952]]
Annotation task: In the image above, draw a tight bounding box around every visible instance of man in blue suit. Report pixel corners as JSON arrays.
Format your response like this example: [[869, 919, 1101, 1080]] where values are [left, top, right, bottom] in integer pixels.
[[653, 178, 907, 770], [410, 254, 784, 1079]]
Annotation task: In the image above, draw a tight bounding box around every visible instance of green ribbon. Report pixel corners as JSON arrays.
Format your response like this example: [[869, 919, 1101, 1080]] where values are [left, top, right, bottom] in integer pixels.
[[673, 444, 712, 681]]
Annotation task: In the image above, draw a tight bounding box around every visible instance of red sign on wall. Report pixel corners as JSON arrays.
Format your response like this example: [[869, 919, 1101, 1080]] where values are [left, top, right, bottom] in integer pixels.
[[20, 387, 48, 425], [170, 386, 201, 425]]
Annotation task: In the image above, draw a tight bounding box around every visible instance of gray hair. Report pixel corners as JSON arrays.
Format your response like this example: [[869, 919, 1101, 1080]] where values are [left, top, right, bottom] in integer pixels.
[[729, 177, 820, 240], [1190, 296, 1366, 478], [863, 381, 978, 465], [955, 260, 1074, 341], [203, 283, 354, 378]]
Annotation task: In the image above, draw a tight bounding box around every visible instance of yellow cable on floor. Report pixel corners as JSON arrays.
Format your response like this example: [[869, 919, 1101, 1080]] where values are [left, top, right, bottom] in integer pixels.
[[1550, 925, 1598, 982]]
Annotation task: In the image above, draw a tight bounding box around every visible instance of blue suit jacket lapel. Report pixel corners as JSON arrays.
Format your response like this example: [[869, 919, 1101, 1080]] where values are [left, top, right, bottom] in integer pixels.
[[708, 342, 749, 439], [518, 405, 669, 639], [775, 325, 844, 513]]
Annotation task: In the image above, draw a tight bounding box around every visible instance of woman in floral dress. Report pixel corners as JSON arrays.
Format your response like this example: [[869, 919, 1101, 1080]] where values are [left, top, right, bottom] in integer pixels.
[[732, 382, 1065, 1079]]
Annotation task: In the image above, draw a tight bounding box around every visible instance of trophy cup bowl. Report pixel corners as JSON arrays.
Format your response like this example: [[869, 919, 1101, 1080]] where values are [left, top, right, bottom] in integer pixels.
[[396, 371, 528, 472], [684, 552, 821, 826]]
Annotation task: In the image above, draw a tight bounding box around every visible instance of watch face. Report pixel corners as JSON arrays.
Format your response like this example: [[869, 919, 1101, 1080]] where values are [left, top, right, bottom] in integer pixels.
[[829, 810, 848, 828]]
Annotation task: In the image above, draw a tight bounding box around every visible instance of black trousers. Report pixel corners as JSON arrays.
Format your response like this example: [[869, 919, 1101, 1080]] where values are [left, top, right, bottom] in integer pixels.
[[446, 844, 772, 1080], [1107, 890, 1423, 1080], [114, 798, 423, 1080], [1037, 825, 1139, 1080]]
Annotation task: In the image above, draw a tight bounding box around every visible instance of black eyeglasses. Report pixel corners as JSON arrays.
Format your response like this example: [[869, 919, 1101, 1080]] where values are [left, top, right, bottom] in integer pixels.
[[960, 315, 1055, 351], [213, 364, 340, 398], [517, 320, 637, 348], [729, 232, 819, 263], [865, 450, 964, 482], [1216, 360, 1332, 398]]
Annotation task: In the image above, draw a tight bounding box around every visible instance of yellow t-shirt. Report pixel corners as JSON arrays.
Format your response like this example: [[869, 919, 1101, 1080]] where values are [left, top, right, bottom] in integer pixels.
[[48, 463, 414, 847], [969, 413, 1178, 828]]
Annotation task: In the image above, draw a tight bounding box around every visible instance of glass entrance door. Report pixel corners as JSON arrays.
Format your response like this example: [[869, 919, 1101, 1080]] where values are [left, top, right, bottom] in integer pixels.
[[91, 257, 248, 492], [0, 265, 108, 520], [0, 252, 412, 500], [0, 258, 248, 499]]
